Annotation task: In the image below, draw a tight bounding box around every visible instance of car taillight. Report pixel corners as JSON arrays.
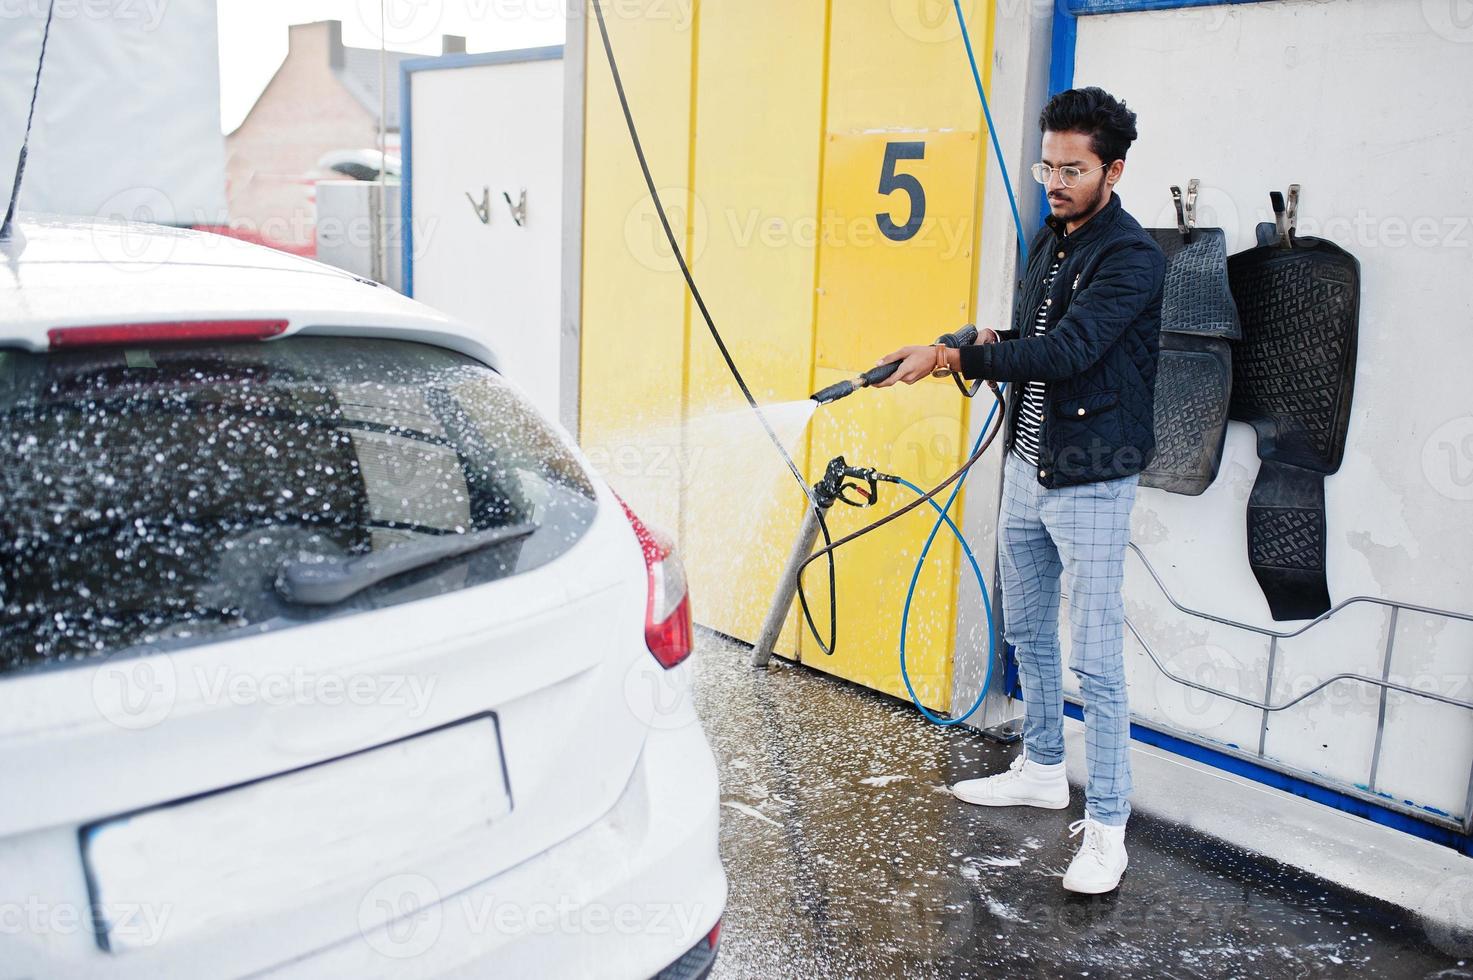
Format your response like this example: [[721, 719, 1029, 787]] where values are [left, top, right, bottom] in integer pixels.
[[48, 319, 289, 349], [615, 494, 693, 669]]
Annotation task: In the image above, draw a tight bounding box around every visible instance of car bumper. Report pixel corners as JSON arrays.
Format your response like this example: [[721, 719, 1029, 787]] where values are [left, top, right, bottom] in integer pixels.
[[264, 713, 726, 980]]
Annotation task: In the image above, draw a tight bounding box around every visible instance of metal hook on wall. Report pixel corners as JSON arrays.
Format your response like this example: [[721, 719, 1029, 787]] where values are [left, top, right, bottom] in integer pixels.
[[1270, 184, 1302, 249], [503, 189, 527, 227], [1169, 178, 1201, 240], [465, 187, 491, 224]]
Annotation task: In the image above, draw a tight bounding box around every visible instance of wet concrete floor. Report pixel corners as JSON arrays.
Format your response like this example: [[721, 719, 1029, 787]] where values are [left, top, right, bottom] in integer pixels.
[[692, 629, 1471, 979]]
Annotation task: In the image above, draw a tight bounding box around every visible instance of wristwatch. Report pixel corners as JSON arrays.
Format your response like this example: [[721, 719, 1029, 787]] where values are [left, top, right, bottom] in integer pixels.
[[929, 344, 953, 378]]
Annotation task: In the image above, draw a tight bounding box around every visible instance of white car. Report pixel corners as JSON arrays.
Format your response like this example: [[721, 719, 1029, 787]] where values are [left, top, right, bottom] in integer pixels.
[[0, 216, 726, 978]]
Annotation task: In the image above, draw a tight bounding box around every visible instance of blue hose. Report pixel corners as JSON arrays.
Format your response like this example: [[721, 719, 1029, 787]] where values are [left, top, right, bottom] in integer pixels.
[[953, 0, 1029, 259], [894, 473, 996, 725], [893, 1, 1028, 725]]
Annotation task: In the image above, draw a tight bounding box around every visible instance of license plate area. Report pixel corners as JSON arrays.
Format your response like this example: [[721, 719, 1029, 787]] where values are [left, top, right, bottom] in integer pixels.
[[80, 714, 512, 953]]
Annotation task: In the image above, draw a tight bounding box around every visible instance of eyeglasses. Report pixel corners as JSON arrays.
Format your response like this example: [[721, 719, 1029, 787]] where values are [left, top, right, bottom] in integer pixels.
[[1031, 162, 1108, 188]]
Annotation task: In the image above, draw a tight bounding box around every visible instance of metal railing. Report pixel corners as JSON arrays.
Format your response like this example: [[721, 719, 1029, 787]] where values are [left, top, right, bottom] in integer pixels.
[[1058, 542, 1473, 833]]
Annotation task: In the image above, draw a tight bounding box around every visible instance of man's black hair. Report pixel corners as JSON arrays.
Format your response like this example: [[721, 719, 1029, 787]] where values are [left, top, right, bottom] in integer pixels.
[[1039, 86, 1139, 164]]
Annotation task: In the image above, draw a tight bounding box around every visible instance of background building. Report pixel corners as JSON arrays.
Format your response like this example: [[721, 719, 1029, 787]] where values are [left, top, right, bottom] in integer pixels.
[[225, 20, 465, 253]]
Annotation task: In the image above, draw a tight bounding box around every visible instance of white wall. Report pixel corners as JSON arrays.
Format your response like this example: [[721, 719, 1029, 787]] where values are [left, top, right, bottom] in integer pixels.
[[408, 55, 565, 424], [0, 3, 226, 221], [1066, 0, 1473, 823]]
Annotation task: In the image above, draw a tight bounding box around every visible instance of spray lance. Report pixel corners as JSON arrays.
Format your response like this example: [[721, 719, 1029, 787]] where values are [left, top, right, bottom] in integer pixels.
[[810, 325, 987, 405]]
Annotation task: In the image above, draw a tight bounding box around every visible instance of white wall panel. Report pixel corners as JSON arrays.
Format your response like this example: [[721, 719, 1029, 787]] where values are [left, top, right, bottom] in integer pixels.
[[1075, 0, 1473, 823], [409, 55, 564, 422]]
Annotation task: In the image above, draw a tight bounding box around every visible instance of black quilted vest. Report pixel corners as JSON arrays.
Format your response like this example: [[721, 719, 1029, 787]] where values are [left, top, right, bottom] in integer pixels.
[[977, 192, 1166, 488]]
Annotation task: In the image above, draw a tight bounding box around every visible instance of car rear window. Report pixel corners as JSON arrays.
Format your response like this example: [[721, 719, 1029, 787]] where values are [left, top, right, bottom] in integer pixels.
[[0, 336, 596, 677]]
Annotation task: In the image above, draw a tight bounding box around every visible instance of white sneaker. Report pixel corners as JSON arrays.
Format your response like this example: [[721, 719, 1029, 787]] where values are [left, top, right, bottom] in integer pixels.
[[1062, 817, 1128, 894], [951, 751, 1069, 809]]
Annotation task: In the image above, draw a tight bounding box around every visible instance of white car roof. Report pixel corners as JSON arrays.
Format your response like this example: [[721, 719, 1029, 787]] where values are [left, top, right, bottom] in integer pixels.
[[0, 214, 499, 367]]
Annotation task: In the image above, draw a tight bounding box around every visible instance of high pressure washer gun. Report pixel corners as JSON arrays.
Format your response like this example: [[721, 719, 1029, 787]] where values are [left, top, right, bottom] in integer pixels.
[[753, 329, 1008, 669], [812, 455, 901, 510], [810, 325, 987, 405], [751, 453, 897, 665]]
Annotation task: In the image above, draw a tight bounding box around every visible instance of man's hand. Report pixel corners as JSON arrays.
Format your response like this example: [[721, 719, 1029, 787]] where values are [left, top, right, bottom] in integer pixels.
[[872, 329, 1000, 388], [872, 345, 940, 387]]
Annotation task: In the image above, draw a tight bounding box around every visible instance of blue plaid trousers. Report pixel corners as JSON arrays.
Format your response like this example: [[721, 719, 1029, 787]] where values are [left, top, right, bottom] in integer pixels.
[[999, 449, 1140, 827]]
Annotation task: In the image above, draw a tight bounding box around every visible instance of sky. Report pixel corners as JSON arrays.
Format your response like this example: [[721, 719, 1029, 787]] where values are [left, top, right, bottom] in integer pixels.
[[216, 0, 566, 132]]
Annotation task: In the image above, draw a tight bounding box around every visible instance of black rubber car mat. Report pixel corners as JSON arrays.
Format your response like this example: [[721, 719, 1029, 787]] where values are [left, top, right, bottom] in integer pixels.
[[1142, 336, 1233, 495], [1246, 458, 1331, 621], [1228, 191, 1360, 620], [1149, 226, 1242, 341], [1143, 197, 1240, 495]]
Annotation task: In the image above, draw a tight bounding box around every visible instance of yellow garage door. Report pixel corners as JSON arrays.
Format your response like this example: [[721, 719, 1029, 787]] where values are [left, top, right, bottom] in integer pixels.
[[580, 0, 996, 711]]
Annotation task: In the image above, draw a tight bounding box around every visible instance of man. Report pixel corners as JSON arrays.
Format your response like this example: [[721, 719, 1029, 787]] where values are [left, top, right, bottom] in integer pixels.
[[874, 87, 1164, 894]]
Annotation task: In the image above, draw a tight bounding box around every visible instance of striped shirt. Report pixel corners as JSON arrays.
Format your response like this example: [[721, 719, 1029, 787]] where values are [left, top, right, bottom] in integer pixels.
[[1011, 255, 1064, 468]]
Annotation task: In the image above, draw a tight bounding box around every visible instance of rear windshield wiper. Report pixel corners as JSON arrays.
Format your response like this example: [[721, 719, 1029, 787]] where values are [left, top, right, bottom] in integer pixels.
[[275, 521, 539, 606]]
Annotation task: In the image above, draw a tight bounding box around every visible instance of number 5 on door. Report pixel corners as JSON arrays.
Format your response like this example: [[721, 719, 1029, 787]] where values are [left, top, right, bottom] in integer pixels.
[[814, 130, 981, 374]]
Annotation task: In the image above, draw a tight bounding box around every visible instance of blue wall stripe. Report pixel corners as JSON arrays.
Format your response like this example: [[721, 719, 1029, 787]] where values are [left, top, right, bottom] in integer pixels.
[[1047, 0, 1077, 96], [1039, 0, 1078, 227], [399, 64, 414, 296], [1068, 0, 1263, 13], [1060, 700, 1473, 854], [1002, 642, 1021, 701]]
